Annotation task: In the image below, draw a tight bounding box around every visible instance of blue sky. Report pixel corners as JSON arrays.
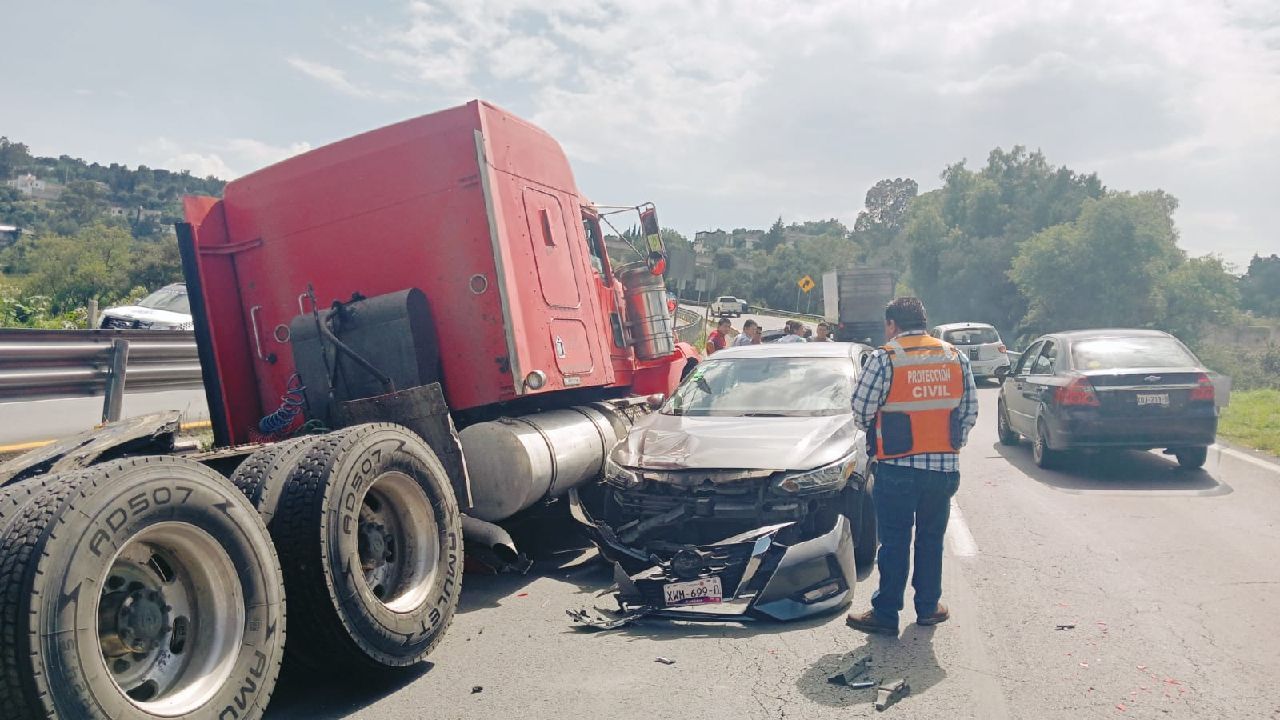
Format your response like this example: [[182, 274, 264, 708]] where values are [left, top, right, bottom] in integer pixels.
[[3, 0, 1277, 268]]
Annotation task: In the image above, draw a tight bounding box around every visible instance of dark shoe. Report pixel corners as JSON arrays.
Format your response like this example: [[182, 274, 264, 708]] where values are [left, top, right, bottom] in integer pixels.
[[916, 602, 950, 626], [845, 609, 898, 635]]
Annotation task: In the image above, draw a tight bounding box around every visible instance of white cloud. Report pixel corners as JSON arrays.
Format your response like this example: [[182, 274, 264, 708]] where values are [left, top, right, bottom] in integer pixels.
[[322, 1, 1280, 265], [286, 56, 412, 101], [139, 137, 312, 179]]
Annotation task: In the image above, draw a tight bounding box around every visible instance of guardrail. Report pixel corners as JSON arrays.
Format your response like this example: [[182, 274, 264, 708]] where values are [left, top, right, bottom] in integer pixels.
[[679, 298, 825, 323], [0, 329, 203, 421], [673, 307, 705, 345]]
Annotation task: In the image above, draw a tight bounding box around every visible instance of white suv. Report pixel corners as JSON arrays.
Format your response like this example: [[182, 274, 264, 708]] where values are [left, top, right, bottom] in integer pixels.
[[931, 322, 1010, 382]]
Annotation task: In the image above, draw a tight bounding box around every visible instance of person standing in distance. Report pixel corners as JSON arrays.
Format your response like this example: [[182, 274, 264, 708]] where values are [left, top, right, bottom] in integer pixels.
[[775, 320, 807, 343], [734, 319, 762, 346], [705, 318, 732, 355], [845, 297, 978, 635]]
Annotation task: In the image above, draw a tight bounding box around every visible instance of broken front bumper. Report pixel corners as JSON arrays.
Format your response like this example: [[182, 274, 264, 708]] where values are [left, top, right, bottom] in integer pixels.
[[569, 489, 857, 623]]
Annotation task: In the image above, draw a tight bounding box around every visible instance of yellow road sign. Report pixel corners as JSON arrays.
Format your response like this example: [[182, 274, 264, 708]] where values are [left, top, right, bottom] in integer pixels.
[[798, 275, 815, 293]]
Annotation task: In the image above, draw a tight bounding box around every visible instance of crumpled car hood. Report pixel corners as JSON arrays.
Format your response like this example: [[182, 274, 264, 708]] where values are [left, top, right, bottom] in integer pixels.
[[102, 306, 191, 325], [614, 413, 861, 472]]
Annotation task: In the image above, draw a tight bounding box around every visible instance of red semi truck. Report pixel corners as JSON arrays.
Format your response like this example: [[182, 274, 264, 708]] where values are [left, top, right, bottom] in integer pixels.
[[0, 100, 697, 720]]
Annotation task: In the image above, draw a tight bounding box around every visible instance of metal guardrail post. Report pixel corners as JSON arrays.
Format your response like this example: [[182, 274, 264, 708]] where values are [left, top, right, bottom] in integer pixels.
[[101, 339, 130, 423]]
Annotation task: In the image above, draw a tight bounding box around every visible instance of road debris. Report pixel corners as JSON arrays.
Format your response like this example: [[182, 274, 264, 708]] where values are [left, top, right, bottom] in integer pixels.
[[875, 679, 910, 711], [848, 680, 876, 690], [827, 654, 872, 685], [1056, 624, 1076, 630], [566, 607, 650, 631], [471, 686, 483, 694], [655, 657, 676, 665]]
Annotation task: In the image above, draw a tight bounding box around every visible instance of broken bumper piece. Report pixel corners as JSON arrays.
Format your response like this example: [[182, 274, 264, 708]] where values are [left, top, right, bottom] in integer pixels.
[[568, 489, 856, 624]]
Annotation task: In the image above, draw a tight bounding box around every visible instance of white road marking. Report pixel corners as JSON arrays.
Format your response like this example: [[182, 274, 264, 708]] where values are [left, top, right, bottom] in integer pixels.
[[947, 497, 979, 557], [1212, 443, 1280, 474]]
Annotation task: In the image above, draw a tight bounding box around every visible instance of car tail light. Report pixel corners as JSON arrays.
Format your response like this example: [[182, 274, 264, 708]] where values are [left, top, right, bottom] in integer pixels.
[[1190, 373, 1215, 402], [1055, 376, 1100, 406]]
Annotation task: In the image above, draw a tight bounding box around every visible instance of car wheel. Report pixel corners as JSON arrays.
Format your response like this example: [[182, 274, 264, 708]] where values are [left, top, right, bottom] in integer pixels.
[[1033, 419, 1060, 469], [997, 401, 1019, 446], [1174, 446, 1208, 470], [853, 475, 877, 577]]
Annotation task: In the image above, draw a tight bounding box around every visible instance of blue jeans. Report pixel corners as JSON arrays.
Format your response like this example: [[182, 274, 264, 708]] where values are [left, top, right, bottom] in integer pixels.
[[869, 463, 961, 626]]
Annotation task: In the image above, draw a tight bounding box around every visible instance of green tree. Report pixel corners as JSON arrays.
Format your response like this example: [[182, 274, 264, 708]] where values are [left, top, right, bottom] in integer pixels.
[[1163, 255, 1241, 346], [761, 216, 785, 254], [854, 177, 918, 241], [0, 137, 32, 179], [1009, 192, 1183, 339], [1239, 254, 1280, 317], [25, 223, 138, 313]]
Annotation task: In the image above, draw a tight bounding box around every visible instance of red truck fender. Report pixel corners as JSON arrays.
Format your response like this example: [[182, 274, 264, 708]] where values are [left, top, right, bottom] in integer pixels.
[[629, 341, 699, 397]]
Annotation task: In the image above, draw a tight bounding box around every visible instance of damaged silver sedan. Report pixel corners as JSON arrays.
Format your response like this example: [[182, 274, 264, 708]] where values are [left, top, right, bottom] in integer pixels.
[[570, 343, 878, 624]]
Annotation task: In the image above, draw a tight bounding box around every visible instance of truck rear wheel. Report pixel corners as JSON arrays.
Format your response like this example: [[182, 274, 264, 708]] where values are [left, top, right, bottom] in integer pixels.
[[0, 457, 286, 720], [269, 423, 462, 672], [230, 436, 325, 524]]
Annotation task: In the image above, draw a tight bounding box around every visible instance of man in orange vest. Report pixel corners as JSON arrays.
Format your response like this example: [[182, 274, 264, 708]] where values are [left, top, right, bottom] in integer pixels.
[[845, 297, 978, 635]]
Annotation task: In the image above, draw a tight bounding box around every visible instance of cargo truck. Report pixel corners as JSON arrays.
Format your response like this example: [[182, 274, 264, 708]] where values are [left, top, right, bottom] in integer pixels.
[[0, 100, 698, 720], [821, 266, 898, 345]]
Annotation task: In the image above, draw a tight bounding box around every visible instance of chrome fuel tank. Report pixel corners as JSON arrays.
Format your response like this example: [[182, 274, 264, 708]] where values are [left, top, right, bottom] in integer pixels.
[[460, 400, 646, 522]]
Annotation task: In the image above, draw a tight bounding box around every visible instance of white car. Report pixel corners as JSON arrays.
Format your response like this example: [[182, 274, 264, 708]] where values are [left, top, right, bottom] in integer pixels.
[[931, 322, 1010, 381], [99, 283, 193, 330], [710, 295, 746, 317]]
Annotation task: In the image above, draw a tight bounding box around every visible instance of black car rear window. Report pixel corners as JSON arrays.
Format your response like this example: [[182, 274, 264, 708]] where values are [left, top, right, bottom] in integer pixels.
[[943, 327, 999, 345], [1071, 337, 1198, 370]]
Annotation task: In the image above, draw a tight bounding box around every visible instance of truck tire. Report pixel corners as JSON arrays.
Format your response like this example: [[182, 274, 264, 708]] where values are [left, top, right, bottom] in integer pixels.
[[230, 436, 326, 524], [269, 423, 462, 672], [0, 457, 286, 720]]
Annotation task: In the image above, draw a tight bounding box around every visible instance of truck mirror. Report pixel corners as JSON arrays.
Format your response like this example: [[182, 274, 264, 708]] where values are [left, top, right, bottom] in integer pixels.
[[994, 365, 1010, 380], [645, 393, 666, 409]]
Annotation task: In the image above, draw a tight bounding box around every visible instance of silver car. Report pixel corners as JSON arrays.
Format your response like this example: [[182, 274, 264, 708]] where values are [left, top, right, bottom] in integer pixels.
[[99, 283, 193, 330], [932, 322, 1010, 381], [570, 342, 877, 623]]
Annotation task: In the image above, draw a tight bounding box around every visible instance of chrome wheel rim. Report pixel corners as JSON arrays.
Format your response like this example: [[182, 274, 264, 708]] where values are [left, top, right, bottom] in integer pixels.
[[98, 522, 244, 716], [358, 470, 439, 612], [1034, 426, 1046, 463]]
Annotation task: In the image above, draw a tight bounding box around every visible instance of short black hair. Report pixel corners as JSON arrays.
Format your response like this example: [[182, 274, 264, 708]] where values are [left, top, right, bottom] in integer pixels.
[[784, 319, 801, 333], [885, 297, 927, 330], [717, 318, 732, 328], [743, 319, 759, 330]]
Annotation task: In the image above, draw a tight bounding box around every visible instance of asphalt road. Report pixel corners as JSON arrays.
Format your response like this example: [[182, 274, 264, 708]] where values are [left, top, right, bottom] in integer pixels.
[[265, 386, 1280, 720], [0, 389, 208, 447]]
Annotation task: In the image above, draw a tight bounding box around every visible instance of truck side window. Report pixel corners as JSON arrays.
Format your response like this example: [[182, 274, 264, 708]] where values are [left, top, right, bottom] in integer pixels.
[[581, 212, 610, 284]]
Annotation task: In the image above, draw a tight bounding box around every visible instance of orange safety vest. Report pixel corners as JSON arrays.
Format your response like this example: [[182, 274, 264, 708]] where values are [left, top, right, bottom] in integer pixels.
[[873, 333, 965, 460]]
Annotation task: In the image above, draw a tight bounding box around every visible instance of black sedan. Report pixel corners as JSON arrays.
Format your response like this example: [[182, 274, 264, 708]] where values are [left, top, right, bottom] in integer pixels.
[[995, 329, 1219, 469]]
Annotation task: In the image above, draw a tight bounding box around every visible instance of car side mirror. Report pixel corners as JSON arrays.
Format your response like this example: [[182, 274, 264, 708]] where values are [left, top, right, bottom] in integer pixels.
[[994, 365, 1010, 380], [645, 393, 665, 410]]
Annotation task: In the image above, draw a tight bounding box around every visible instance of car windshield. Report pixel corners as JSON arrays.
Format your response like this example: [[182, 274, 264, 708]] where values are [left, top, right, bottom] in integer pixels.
[[1071, 336, 1199, 370], [943, 327, 1000, 345], [137, 287, 190, 314], [661, 356, 854, 417]]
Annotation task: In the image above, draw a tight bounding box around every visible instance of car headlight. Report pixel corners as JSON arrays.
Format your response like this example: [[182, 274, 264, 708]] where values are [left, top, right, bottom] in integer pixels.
[[774, 456, 856, 494], [603, 457, 642, 490]]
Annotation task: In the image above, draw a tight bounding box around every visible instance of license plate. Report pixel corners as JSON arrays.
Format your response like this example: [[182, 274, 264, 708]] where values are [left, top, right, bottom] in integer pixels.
[[1136, 393, 1169, 406], [663, 576, 723, 606]]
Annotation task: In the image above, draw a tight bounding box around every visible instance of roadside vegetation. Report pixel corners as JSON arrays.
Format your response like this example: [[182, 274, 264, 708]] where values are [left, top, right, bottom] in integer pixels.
[[1219, 390, 1280, 456]]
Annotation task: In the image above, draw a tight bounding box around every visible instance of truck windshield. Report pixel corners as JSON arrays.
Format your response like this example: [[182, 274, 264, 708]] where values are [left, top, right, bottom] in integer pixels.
[[662, 357, 854, 417]]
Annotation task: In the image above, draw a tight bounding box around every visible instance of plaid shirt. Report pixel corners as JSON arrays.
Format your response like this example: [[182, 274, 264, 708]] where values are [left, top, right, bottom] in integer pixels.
[[850, 330, 979, 472]]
